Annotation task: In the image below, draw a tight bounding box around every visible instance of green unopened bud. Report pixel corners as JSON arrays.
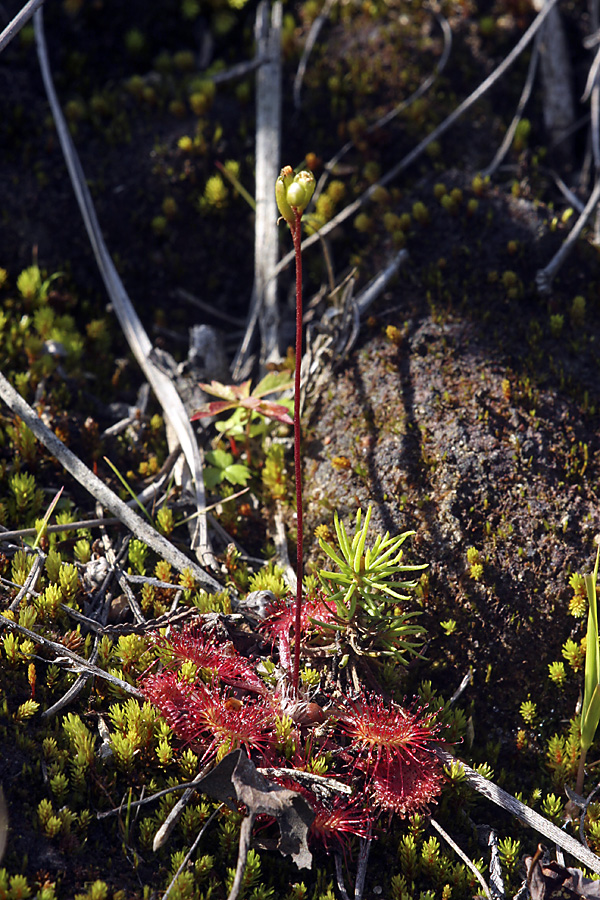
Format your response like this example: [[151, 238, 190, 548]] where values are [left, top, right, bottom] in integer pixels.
[[286, 181, 305, 207], [276, 165, 295, 225], [289, 170, 315, 212], [276, 167, 316, 224]]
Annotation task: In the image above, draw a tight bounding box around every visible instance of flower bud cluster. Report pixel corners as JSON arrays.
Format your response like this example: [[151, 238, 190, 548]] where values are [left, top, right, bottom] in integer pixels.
[[276, 165, 316, 225]]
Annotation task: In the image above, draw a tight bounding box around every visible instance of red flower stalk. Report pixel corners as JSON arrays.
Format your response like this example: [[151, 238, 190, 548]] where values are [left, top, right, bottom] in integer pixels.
[[152, 627, 268, 696], [260, 592, 340, 679], [339, 693, 443, 814], [275, 166, 316, 699], [291, 207, 304, 700], [141, 672, 274, 760]]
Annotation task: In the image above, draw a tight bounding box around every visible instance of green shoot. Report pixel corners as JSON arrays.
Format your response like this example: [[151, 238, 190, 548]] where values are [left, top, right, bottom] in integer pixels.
[[577, 543, 600, 795]]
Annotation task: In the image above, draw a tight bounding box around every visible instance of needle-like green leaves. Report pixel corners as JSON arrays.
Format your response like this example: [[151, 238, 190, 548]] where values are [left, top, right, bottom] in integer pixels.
[[317, 506, 427, 663]]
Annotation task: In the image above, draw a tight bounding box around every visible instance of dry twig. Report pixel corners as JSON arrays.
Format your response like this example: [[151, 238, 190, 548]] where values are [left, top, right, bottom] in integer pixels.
[[436, 749, 600, 874], [0, 371, 223, 591]]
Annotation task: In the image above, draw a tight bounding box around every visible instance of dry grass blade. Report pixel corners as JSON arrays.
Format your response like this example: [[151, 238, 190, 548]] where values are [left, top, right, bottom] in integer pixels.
[[432, 818, 492, 899], [33, 7, 214, 567]]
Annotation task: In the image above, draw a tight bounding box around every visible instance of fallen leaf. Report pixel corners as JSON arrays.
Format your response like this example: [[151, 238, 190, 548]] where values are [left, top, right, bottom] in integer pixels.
[[197, 749, 314, 869], [526, 855, 600, 899]]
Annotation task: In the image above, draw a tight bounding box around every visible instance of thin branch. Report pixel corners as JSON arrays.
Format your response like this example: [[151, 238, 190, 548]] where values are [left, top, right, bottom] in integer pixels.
[[161, 805, 223, 900], [154, 765, 215, 851], [174, 288, 246, 327], [431, 817, 492, 900], [0, 615, 144, 698], [97, 520, 145, 625], [481, 38, 540, 178], [257, 767, 353, 797], [97, 778, 212, 820], [41, 639, 100, 720], [0, 370, 224, 591], [293, 0, 337, 111], [9, 552, 44, 611], [536, 177, 600, 295], [0, 0, 45, 54], [227, 814, 255, 900], [0, 517, 123, 543], [334, 852, 351, 900], [436, 749, 600, 874], [313, 12, 452, 204], [354, 249, 409, 317], [354, 824, 372, 900]]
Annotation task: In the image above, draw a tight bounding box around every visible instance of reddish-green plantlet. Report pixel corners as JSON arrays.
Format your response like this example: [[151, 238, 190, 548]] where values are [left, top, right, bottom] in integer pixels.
[[275, 165, 316, 698]]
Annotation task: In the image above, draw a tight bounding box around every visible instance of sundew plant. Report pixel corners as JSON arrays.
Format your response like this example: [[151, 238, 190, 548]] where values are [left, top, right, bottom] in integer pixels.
[[137, 168, 447, 893]]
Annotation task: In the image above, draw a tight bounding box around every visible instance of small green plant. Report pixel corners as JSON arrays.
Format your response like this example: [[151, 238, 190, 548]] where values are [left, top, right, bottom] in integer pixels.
[[203, 449, 251, 490], [466, 546, 483, 581], [520, 699, 536, 725], [550, 313, 564, 337], [192, 371, 293, 470], [569, 572, 587, 617], [541, 792, 564, 825], [562, 637, 585, 671], [316, 506, 426, 663], [575, 544, 600, 795], [571, 295, 586, 328], [498, 836, 521, 877], [548, 660, 567, 687]]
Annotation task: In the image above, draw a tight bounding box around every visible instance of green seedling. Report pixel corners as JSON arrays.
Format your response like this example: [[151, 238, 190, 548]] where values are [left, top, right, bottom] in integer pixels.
[[576, 543, 600, 795], [203, 449, 251, 490], [192, 371, 293, 468], [192, 372, 293, 426]]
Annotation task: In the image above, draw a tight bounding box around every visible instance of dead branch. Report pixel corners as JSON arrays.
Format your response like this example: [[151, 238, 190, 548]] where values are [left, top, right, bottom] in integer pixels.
[[436, 749, 600, 875]]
